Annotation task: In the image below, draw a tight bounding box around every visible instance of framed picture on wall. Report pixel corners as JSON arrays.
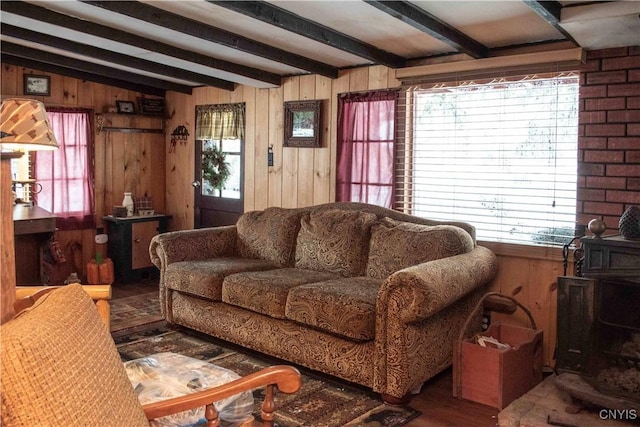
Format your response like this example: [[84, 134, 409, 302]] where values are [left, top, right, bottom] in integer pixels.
[[283, 100, 322, 147], [23, 75, 50, 96], [116, 100, 136, 114]]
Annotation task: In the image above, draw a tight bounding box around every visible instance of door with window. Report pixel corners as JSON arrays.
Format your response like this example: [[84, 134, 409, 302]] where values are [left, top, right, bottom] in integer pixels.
[[193, 103, 244, 228]]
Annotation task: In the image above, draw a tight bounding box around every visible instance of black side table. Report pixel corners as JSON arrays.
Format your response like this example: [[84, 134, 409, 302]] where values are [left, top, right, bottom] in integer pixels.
[[103, 214, 171, 283]]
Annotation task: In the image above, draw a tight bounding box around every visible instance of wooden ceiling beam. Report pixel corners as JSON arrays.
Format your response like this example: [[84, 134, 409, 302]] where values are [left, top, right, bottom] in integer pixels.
[[83, 0, 339, 79], [525, 0, 562, 23], [1, 24, 236, 91], [1, 42, 195, 95], [0, 1, 281, 87], [365, 0, 488, 59], [524, 1, 578, 45], [1, 54, 167, 97], [210, 0, 406, 68]]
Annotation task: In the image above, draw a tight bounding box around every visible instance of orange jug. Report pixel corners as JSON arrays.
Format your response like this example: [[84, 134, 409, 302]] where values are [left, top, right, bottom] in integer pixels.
[[86, 259, 100, 284], [98, 258, 115, 285], [86, 258, 115, 285]]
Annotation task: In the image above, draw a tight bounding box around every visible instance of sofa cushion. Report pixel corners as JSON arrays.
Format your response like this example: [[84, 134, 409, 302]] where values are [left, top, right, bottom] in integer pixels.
[[166, 258, 278, 301], [0, 284, 149, 426], [285, 277, 382, 341], [295, 209, 377, 277], [366, 218, 475, 279], [236, 207, 305, 267], [222, 268, 339, 318]]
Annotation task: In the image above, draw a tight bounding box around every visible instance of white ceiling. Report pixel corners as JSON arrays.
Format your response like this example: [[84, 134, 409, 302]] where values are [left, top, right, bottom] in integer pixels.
[[1, 0, 638, 95]]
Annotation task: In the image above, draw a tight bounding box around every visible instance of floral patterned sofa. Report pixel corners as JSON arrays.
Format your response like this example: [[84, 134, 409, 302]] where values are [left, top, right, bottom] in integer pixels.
[[149, 202, 498, 402]]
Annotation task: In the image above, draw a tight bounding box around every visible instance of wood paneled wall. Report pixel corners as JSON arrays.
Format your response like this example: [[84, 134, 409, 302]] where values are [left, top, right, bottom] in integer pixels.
[[482, 243, 573, 368], [1, 64, 165, 277], [97, 114, 166, 222]]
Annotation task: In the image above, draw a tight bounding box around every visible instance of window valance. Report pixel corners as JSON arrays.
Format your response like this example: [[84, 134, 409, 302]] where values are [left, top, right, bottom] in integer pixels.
[[195, 103, 245, 140]]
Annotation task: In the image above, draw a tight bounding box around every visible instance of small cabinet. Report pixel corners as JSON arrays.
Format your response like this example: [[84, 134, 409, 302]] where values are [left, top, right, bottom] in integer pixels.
[[103, 214, 171, 283]]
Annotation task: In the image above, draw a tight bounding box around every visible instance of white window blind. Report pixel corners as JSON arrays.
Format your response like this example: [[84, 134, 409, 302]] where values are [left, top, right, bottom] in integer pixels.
[[395, 73, 579, 246]]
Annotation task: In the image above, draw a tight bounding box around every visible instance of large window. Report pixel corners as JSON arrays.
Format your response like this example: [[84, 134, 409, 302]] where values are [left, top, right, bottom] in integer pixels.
[[396, 73, 579, 246]]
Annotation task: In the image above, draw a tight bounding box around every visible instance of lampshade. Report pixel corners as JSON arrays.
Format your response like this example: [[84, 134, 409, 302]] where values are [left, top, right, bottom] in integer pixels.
[[0, 98, 58, 151]]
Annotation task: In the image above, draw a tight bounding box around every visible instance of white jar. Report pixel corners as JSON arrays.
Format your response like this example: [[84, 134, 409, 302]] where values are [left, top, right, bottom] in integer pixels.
[[122, 192, 134, 217]]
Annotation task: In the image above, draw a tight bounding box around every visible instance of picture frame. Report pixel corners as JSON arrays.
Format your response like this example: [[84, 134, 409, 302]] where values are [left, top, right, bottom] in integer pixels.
[[23, 75, 50, 96], [283, 100, 322, 147], [137, 97, 165, 116], [116, 100, 136, 114]]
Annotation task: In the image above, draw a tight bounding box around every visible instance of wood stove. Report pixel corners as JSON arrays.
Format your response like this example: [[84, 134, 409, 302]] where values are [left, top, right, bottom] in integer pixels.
[[557, 236, 640, 413]]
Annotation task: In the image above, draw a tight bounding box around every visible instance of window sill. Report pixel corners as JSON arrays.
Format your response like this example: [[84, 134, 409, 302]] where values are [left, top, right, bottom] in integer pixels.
[[478, 240, 568, 262]]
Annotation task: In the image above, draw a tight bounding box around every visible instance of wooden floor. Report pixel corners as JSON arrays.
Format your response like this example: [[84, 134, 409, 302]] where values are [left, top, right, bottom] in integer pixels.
[[406, 372, 499, 427], [112, 280, 500, 427]]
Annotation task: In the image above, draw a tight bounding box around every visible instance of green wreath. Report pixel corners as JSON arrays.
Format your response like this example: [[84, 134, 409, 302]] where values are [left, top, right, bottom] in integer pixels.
[[202, 145, 230, 190]]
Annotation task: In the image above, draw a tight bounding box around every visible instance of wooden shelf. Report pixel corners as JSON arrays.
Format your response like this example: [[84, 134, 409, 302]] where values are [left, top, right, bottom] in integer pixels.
[[97, 113, 166, 119], [99, 127, 164, 134], [96, 113, 165, 134]]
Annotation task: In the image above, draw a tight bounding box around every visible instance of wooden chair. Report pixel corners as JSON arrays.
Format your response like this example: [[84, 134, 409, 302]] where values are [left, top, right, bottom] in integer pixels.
[[14, 284, 112, 330], [1, 284, 301, 427]]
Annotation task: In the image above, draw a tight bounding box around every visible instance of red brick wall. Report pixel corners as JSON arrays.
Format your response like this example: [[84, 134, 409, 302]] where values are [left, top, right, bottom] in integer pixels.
[[578, 46, 640, 232]]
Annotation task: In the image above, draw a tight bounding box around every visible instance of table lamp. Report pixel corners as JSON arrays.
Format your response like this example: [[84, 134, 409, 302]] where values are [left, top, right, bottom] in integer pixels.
[[1, 98, 58, 323], [1, 98, 58, 151]]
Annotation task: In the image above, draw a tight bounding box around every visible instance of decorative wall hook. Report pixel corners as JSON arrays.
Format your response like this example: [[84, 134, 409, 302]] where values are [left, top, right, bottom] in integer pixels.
[[171, 125, 189, 140], [170, 125, 189, 153]]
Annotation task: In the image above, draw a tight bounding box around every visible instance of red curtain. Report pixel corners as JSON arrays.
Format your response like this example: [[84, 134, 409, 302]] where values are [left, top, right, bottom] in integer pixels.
[[34, 108, 95, 230], [336, 90, 397, 208]]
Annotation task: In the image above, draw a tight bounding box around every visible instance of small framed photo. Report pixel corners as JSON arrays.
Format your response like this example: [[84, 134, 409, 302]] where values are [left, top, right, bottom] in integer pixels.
[[284, 100, 322, 147], [23, 75, 50, 96], [137, 97, 165, 116], [116, 100, 136, 114]]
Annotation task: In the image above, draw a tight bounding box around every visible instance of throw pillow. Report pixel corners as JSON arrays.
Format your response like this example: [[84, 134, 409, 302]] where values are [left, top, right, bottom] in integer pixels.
[[236, 207, 304, 267], [295, 209, 377, 277], [0, 284, 149, 426]]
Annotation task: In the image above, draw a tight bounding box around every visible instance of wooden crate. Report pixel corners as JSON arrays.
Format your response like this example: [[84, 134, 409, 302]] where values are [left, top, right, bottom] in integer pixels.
[[453, 292, 544, 410], [456, 322, 543, 409]]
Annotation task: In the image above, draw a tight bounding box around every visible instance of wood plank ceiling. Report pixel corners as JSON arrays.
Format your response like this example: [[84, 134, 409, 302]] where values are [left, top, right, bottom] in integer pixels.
[[1, 1, 639, 96]]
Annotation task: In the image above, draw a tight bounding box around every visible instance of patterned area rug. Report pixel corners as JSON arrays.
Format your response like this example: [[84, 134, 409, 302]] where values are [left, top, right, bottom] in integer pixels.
[[110, 291, 164, 334], [114, 325, 421, 427]]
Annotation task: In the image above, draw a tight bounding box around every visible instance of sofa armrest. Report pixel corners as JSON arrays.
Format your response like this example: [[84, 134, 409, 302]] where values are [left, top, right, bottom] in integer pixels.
[[149, 225, 238, 269], [379, 245, 498, 323]]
